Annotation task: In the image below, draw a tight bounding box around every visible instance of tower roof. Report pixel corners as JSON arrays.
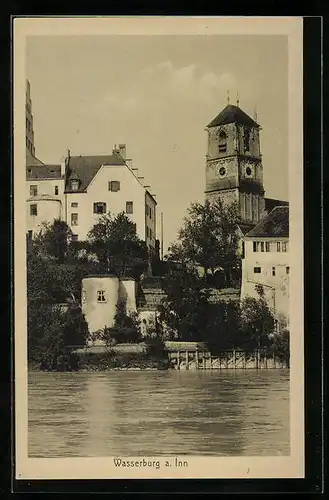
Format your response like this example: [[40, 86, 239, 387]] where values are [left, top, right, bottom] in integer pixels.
[[207, 104, 259, 129]]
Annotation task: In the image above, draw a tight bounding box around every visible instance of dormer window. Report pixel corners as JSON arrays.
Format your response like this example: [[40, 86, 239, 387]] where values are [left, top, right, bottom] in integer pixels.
[[71, 180, 79, 191], [218, 131, 227, 153]]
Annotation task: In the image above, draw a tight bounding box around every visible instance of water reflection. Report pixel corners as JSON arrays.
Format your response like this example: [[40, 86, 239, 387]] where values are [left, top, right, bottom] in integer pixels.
[[28, 370, 290, 457]]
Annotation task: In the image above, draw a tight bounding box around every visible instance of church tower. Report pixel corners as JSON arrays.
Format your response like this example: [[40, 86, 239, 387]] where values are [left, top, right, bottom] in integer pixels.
[[205, 102, 266, 229]]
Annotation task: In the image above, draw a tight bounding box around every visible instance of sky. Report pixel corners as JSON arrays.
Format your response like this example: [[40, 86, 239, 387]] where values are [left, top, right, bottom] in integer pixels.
[[26, 35, 288, 253]]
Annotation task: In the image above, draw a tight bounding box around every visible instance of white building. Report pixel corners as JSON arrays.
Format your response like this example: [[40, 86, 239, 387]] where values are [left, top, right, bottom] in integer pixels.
[[241, 206, 289, 328], [26, 145, 157, 253], [26, 161, 65, 239]]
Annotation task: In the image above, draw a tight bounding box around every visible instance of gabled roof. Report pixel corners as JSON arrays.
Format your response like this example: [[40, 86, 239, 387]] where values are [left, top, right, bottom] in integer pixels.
[[64, 154, 126, 193], [207, 104, 259, 129], [265, 197, 289, 213], [237, 222, 256, 236], [245, 206, 289, 238], [26, 164, 62, 180]]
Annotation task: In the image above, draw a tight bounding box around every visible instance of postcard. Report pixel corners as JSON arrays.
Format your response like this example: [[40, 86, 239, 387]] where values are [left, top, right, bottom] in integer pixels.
[[14, 16, 304, 480]]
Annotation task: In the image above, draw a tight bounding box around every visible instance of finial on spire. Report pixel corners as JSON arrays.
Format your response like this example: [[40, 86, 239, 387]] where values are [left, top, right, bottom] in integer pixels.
[[227, 89, 230, 104], [236, 92, 240, 107], [253, 105, 258, 122]]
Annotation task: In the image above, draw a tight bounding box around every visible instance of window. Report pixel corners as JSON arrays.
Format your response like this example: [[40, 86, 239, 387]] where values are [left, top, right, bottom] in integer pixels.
[[97, 290, 107, 303], [218, 131, 227, 153], [30, 185, 37, 196], [54, 185, 59, 195], [286, 266, 290, 275], [71, 234, 78, 242], [265, 241, 270, 252], [277, 242, 281, 252], [253, 241, 259, 252], [71, 202, 78, 208], [242, 241, 245, 259], [282, 242, 287, 252], [30, 204, 37, 216], [260, 241, 264, 252], [254, 267, 261, 274], [146, 206, 152, 218], [71, 180, 79, 191], [244, 128, 250, 152], [71, 213, 78, 226], [108, 181, 120, 192], [93, 202, 106, 214], [272, 267, 276, 276], [126, 201, 133, 214]]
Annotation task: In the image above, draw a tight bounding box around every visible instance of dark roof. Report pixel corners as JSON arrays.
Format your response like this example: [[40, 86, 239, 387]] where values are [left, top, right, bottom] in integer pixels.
[[64, 154, 125, 193], [26, 164, 62, 180], [265, 197, 289, 213], [26, 152, 45, 167], [245, 206, 289, 238], [145, 189, 157, 205], [207, 104, 259, 128], [238, 222, 256, 235]]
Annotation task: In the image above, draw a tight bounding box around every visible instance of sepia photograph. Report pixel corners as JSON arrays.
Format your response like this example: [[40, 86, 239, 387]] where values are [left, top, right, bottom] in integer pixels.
[[14, 17, 304, 480]]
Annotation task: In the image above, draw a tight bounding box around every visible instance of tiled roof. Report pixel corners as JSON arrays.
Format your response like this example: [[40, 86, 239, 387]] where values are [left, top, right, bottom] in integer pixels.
[[265, 197, 289, 213], [238, 222, 256, 235], [26, 164, 62, 180], [245, 206, 289, 238], [64, 154, 125, 193], [207, 104, 259, 128]]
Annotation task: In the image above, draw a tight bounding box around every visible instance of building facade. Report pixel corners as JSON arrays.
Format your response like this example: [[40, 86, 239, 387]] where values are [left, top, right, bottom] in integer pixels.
[[241, 206, 289, 328], [26, 80, 36, 157], [26, 146, 157, 252], [205, 103, 266, 229]]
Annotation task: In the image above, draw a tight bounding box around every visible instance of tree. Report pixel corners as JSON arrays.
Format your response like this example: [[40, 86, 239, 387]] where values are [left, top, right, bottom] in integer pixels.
[[28, 303, 88, 370], [87, 211, 149, 279], [204, 300, 242, 353], [158, 266, 210, 341], [34, 219, 73, 264], [166, 199, 241, 286], [239, 285, 275, 351]]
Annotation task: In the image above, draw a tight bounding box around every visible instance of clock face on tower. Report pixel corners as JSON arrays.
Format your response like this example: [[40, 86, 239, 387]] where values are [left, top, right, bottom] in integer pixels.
[[244, 163, 254, 178]]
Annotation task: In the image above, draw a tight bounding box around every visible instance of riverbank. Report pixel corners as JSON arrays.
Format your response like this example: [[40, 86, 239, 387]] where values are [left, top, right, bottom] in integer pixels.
[[28, 343, 289, 372]]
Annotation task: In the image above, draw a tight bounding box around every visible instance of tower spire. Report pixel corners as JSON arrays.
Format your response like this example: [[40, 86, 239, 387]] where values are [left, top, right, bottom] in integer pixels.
[[236, 92, 240, 107], [227, 89, 230, 104], [253, 105, 258, 123]]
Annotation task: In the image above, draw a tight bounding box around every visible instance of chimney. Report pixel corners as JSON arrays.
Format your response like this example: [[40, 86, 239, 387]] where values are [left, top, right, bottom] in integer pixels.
[[118, 144, 126, 160]]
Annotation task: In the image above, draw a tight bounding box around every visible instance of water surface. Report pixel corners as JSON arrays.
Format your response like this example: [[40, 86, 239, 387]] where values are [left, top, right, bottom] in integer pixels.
[[28, 370, 290, 457]]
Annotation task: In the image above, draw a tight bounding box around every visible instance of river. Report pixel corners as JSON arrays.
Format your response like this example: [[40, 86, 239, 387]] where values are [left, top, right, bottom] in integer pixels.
[[28, 369, 290, 457]]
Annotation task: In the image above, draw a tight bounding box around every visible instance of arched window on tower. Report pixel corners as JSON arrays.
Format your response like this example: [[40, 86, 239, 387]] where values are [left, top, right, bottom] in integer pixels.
[[218, 130, 227, 153], [244, 128, 250, 152]]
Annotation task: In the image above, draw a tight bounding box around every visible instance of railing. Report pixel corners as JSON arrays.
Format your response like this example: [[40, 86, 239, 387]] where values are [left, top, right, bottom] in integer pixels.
[[167, 349, 289, 370]]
